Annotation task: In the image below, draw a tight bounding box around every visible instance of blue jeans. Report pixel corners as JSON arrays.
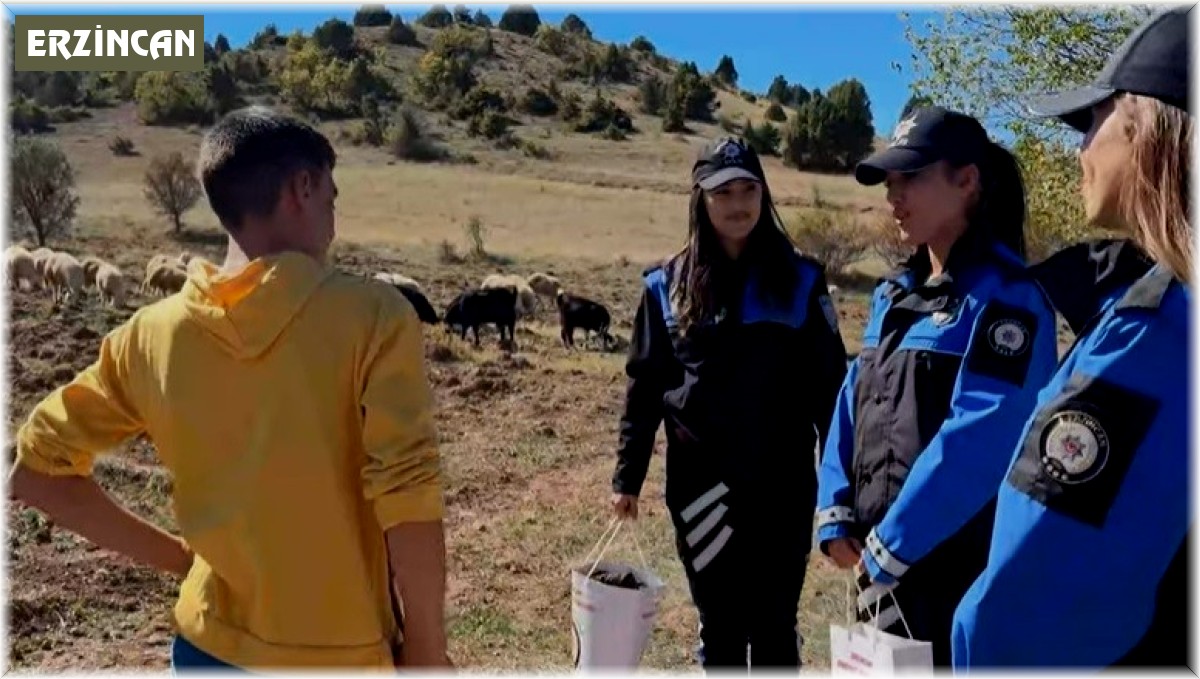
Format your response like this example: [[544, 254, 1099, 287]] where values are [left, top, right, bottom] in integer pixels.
[[170, 635, 241, 673]]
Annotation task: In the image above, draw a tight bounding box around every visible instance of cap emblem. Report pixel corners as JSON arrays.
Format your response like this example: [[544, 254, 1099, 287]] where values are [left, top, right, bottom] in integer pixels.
[[891, 114, 918, 146]]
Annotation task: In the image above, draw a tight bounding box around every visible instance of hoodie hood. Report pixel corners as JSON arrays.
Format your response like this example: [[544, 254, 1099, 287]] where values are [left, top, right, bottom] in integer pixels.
[[181, 252, 334, 360]]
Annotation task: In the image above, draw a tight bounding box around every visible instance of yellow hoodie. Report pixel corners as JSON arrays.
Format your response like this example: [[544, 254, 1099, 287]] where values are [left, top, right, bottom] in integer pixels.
[[15, 252, 443, 669]]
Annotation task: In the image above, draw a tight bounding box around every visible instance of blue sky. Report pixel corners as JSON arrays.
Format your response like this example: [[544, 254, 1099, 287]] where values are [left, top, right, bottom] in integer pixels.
[[5, 3, 932, 131]]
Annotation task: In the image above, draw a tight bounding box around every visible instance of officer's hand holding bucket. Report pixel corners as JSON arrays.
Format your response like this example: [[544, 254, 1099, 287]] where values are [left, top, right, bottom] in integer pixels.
[[570, 516, 664, 670], [830, 571, 933, 675]]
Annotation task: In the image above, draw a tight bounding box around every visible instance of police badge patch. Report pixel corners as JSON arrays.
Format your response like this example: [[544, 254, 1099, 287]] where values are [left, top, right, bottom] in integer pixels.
[[1007, 374, 1161, 528], [1039, 410, 1109, 484], [818, 294, 840, 336], [966, 302, 1038, 386], [987, 318, 1030, 357]]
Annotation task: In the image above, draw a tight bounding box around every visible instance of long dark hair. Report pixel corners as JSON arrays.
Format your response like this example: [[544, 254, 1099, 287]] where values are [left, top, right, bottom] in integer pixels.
[[671, 181, 798, 333], [949, 140, 1028, 261]]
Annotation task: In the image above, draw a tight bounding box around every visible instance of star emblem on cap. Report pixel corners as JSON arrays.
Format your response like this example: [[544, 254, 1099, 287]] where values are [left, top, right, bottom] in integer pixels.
[[891, 115, 918, 146], [716, 139, 744, 165]]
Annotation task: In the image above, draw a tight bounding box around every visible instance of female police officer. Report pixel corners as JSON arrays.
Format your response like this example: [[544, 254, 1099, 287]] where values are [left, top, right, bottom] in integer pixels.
[[952, 7, 1191, 669], [815, 106, 1059, 666], [610, 137, 847, 670]]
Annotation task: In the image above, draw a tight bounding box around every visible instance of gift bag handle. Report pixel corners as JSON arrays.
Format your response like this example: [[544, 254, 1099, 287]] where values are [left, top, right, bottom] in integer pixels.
[[847, 571, 916, 641], [583, 517, 650, 578]]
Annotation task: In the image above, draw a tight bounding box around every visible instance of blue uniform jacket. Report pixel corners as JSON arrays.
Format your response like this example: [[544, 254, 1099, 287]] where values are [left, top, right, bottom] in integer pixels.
[[816, 235, 1059, 586], [952, 241, 1190, 668]]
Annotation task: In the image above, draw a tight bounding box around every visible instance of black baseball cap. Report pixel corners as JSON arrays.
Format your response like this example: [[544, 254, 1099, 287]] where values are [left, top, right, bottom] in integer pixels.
[[692, 137, 765, 190], [1024, 6, 1191, 133], [854, 106, 990, 186]]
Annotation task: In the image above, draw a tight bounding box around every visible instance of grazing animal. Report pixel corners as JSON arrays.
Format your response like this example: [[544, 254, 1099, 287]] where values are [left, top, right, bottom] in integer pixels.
[[30, 247, 56, 282], [95, 263, 128, 308], [444, 287, 517, 347], [43, 252, 85, 304], [6, 246, 39, 291], [526, 272, 562, 298], [145, 262, 187, 296], [481, 273, 538, 318], [556, 291, 613, 349], [80, 255, 108, 290]]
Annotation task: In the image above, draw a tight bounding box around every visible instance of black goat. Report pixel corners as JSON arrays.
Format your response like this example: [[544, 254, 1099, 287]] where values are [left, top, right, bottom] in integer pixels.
[[444, 287, 517, 347], [556, 290, 613, 349]]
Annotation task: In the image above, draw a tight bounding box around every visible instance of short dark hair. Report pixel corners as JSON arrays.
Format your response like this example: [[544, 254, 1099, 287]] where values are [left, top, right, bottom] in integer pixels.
[[198, 106, 336, 231]]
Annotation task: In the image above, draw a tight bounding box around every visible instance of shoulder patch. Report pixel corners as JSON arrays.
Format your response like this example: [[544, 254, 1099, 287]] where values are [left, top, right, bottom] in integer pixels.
[[1007, 373, 1160, 528], [965, 301, 1037, 386]]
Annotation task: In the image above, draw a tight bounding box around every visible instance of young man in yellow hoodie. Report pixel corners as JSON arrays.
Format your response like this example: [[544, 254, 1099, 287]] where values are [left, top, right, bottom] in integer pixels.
[[8, 107, 451, 671]]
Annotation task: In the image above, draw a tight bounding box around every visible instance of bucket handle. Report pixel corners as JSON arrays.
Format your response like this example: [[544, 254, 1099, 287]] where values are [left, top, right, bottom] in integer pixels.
[[582, 517, 650, 579]]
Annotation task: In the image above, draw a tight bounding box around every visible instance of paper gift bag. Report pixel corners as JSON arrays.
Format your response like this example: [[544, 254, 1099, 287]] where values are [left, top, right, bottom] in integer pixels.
[[570, 518, 664, 670]]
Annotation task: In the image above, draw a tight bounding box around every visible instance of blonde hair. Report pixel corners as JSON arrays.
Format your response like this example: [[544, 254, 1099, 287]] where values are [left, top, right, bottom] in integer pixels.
[[1118, 93, 1193, 284]]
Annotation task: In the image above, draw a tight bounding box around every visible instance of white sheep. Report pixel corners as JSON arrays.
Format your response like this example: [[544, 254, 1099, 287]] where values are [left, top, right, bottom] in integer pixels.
[[526, 272, 562, 298], [6, 245, 40, 291], [95, 263, 128, 308], [144, 262, 187, 296], [43, 252, 85, 304], [481, 273, 538, 318], [30, 247, 56, 283], [79, 255, 109, 291], [373, 272, 424, 294]]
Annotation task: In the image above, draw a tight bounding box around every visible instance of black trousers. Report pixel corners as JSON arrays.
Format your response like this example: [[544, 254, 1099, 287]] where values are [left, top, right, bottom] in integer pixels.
[[672, 507, 810, 673]]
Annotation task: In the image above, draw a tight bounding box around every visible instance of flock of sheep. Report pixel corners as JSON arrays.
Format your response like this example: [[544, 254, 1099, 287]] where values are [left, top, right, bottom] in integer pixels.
[[5, 244, 192, 308], [6, 244, 616, 352]]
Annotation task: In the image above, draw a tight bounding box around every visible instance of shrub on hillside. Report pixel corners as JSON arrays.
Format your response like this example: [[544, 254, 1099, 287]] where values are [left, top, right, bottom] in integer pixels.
[[574, 92, 632, 134], [134, 71, 209, 125], [250, 24, 287, 49], [386, 108, 448, 162], [467, 110, 512, 140], [638, 76, 666, 115], [557, 91, 582, 122], [452, 85, 508, 120], [561, 13, 592, 39], [10, 98, 51, 133], [472, 10, 493, 27], [788, 208, 870, 275], [499, 5, 541, 36], [312, 18, 357, 60], [143, 152, 203, 233], [520, 87, 558, 116], [387, 17, 420, 46], [11, 137, 79, 246], [534, 24, 572, 57], [764, 102, 787, 122], [108, 135, 137, 157], [671, 62, 717, 122], [354, 5, 393, 26], [418, 5, 455, 28], [432, 24, 493, 60], [742, 120, 781, 157], [630, 35, 655, 53]]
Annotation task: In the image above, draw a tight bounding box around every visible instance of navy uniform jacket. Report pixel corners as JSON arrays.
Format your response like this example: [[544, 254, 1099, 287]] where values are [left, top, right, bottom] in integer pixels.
[[613, 249, 847, 545], [816, 233, 1059, 586], [952, 240, 1190, 668]]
